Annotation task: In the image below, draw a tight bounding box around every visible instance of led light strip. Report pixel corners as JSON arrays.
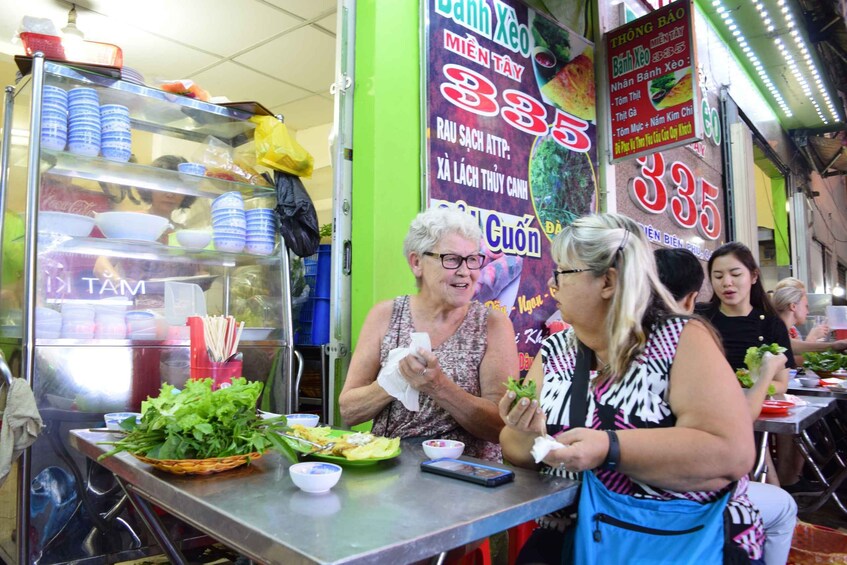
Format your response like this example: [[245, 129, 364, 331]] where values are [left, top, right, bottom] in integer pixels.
[[711, 0, 840, 124]]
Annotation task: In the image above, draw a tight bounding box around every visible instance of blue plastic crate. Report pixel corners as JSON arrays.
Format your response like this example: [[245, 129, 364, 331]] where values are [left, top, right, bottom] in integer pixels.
[[295, 244, 331, 345]]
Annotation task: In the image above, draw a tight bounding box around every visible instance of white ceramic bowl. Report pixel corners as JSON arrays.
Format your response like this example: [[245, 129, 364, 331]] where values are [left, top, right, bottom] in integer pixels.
[[422, 439, 465, 460], [286, 413, 319, 428], [289, 462, 342, 494], [95, 212, 170, 241], [39, 211, 95, 237], [175, 229, 212, 250], [799, 376, 819, 387], [104, 412, 141, 430]]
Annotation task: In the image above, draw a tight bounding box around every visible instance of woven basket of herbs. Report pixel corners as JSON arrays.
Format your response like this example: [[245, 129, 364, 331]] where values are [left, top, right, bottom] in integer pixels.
[[98, 378, 298, 476]]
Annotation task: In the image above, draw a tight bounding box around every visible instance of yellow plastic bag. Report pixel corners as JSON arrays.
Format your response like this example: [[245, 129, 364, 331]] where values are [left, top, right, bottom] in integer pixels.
[[251, 116, 314, 178]]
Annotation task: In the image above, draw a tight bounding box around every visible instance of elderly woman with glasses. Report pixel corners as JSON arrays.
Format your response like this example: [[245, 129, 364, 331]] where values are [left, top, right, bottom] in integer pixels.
[[339, 206, 519, 461], [500, 213, 763, 564]]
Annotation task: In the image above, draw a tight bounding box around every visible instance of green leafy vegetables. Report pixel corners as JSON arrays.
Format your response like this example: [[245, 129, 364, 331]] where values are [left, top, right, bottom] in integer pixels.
[[649, 73, 676, 97], [802, 351, 847, 373], [98, 378, 298, 463], [735, 369, 775, 396], [532, 16, 570, 65], [737, 344, 786, 396], [743, 343, 787, 373], [505, 376, 537, 407]]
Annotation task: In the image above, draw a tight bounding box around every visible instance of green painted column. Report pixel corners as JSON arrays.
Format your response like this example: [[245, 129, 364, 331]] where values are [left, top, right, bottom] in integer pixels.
[[351, 1, 422, 351]]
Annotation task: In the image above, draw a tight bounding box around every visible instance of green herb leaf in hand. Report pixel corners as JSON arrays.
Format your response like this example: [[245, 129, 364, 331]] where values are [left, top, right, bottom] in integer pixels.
[[505, 376, 537, 407]]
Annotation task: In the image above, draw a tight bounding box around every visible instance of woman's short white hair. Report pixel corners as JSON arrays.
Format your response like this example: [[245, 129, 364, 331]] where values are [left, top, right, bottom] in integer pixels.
[[403, 206, 482, 257]]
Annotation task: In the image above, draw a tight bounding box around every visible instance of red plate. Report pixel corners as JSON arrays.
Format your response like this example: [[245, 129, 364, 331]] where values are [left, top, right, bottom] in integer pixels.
[[760, 400, 794, 415]]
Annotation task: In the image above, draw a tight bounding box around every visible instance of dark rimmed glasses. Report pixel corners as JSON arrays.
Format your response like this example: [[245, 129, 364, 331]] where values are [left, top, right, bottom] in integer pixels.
[[552, 268, 587, 286], [423, 252, 486, 270]]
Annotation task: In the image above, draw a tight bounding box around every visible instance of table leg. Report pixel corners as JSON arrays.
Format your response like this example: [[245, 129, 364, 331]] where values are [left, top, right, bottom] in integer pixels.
[[752, 431, 770, 482], [429, 552, 447, 565], [117, 478, 188, 565], [794, 435, 847, 515]]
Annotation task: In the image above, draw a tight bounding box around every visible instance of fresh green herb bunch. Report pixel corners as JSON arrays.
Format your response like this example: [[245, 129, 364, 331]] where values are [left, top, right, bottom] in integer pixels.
[[505, 376, 537, 407], [98, 378, 298, 463], [802, 351, 847, 373], [743, 343, 787, 373]]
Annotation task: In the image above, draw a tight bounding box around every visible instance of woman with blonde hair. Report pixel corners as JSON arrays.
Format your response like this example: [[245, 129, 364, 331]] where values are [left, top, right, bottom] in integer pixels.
[[772, 278, 847, 364], [500, 213, 763, 563]]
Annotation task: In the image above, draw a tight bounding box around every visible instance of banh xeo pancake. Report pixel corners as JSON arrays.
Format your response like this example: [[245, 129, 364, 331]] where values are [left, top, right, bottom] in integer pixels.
[[540, 46, 595, 121], [289, 425, 400, 461], [656, 72, 693, 108]]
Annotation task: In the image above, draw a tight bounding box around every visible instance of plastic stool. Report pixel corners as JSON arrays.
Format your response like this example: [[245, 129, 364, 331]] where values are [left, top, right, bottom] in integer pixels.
[[446, 537, 492, 565], [507, 520, 538, 564]]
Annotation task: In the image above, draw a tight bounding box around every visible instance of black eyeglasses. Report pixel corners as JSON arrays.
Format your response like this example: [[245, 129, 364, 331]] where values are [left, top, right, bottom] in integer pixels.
[[552, 268, 587, 286], [422, 252, 486, 270]]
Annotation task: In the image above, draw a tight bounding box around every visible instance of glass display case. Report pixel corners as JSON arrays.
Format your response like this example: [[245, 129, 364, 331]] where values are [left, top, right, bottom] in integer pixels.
[[0, 55, 295, 564]]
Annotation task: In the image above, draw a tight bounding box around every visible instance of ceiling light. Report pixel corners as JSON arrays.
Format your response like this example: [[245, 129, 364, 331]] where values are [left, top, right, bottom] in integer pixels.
[[833, 285, 846, 298], [61, 4, 85, 43]]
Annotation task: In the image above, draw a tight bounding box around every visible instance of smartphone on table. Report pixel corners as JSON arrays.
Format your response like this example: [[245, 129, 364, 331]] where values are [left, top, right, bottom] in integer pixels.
[[420, 458, 515, 487]]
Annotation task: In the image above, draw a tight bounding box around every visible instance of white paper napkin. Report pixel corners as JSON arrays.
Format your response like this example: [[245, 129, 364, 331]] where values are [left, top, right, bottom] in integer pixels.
[[376, 332, 431, 411], [531, 434, 565, 464], [783, 393, 808, 406]]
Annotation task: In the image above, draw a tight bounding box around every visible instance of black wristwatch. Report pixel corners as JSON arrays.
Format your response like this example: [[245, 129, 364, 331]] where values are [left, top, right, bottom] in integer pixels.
[[600, 430, 621, 471]]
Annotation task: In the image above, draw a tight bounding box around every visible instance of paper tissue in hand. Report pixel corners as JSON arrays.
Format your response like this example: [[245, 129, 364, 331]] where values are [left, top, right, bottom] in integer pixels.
[[377, 332, 431, 411], [531, 435, 565, 464]]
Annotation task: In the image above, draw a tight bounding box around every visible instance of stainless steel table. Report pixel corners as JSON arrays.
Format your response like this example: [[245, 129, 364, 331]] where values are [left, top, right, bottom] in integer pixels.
[[753, 396, 847, 515], [69, 430, 578, 565], [753, 396, 836, 435]]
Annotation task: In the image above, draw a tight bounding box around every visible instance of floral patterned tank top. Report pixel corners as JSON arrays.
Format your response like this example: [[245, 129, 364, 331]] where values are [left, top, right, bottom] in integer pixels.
[[371, 295, 501, 462]]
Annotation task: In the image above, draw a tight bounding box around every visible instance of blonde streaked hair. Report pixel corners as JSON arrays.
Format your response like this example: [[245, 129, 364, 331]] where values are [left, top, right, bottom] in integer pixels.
[[772, 284, 806, 314], [551, 213, 684, 382], [775, 277, 806, 291]]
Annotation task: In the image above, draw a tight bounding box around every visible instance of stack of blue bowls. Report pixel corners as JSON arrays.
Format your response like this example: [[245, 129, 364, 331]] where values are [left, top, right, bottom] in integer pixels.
[[41, 85, 68, 151], [211, 192, 246, 253], [67, 87, 101, 156], [100, 104, 132, 162], [245, 208, 277, 255]]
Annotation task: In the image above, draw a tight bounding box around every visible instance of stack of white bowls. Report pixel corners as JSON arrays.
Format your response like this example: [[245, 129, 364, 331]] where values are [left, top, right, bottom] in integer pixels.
[[61, 303, 96, 339], [126, 311, 158, 340], [35, 306, 62, 339], [94, 297, 128, 339], [100, 104, 132, 162], [211, 192, 246, 253], [67, 87, 101, 156], [245, 208, 277, 255], [41, 85, 68, 151]]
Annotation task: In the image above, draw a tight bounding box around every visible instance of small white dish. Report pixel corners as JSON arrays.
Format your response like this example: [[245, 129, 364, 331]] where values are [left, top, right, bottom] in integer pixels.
[[104, 412, 141, 430], [422, 439, 465, 460], [290, 462, 342, 494], [286, 413, 319, 428], [38, 211, 95, 237], [799, 377, 819, 388]]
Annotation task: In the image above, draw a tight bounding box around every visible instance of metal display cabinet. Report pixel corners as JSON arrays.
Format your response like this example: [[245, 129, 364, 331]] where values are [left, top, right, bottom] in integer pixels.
[[0, 55, 296, 565]]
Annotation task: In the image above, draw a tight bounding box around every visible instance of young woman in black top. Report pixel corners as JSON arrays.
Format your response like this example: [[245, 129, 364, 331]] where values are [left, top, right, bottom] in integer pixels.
[[696, 242, 792, 412]]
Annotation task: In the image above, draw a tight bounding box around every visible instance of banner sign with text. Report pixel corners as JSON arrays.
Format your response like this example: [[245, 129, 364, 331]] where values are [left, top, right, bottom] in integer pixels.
[[607, 0, 701, 162], [423, 0, 598, 371]]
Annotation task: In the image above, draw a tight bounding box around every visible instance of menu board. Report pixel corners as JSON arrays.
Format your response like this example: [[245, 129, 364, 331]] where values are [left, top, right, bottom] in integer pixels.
[[607, 0, 701, 161], [423, 0, 598, 370]]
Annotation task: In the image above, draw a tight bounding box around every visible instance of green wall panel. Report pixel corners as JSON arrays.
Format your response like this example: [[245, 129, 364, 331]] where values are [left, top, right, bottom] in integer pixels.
[[352, 1, 422, 351]]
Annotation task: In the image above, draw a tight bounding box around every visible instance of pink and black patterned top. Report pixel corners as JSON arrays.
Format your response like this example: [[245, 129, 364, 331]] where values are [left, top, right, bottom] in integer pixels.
[[371, 295, 501, 462], [537, 318, 765, 560]]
